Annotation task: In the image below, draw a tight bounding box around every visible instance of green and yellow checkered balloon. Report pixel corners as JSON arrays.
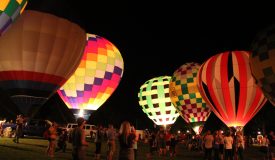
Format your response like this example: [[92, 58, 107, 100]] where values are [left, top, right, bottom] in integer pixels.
[[138, 76, 179, 126], [169, 63, 211, 124], [0, 0, 28, 36]]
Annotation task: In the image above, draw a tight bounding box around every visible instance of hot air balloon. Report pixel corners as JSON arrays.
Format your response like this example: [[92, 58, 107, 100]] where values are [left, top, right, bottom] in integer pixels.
[[0, 0, 28, 36], [58, 34, 124, 119], [0, 10, 86, 116], [170, 62, 211, 134], [197, 51, 267, 130], [250, 24, 275, 106], [138, 76, 180, 126]]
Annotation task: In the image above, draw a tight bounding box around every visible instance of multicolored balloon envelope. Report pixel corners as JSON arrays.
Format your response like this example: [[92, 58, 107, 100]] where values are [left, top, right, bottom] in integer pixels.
[[138, 76, 180, 126], [169, 62, 211, 134], [0, 10, 86, 116], [250, 24, 275, 106], [58, 34, 124, 115], [0, 0, 28, 36], [197, 51, 267, 128]]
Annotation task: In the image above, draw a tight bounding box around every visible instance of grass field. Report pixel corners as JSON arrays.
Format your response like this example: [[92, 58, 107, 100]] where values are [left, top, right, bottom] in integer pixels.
[[0, 136, 266, 160]]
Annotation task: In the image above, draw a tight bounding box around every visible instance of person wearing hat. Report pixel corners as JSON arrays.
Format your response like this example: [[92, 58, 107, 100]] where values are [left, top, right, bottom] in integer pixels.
[[71, 117, 89, 160]]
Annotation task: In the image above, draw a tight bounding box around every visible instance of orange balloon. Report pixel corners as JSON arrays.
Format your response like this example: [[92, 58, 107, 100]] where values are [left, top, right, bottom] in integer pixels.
[[0, 10, 86, 116]]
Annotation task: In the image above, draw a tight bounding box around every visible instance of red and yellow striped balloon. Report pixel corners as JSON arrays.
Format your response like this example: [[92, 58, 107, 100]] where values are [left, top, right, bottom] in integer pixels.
[[197, 51, 267, 127]]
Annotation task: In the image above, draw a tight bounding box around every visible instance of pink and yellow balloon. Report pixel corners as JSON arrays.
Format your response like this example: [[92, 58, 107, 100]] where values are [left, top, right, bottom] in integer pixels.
[[58, 34, 124, 117]]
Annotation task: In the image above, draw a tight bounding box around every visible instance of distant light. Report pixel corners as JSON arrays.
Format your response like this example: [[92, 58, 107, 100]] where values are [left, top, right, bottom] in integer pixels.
[[221, 130, 224, 134], [178, 130, 181, 134], [257, 131, 261, 135], [78, 109, 84, 117], [186, 130, 190, 133], [192, 126, 200, 135]]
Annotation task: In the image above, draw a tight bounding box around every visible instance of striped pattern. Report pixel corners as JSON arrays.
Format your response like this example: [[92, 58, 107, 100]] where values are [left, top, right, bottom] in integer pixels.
[[197, 51, 267, 127], [138, 76, 179, 126], [0, 0, 28, 36], [170, 62, 211, 124], [0, 10, 86, 115], [58, 34, 124, 111], [250, 24, 275, 106]]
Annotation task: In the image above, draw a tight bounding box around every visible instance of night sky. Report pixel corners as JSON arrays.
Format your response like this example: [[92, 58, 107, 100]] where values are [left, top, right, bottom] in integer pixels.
[[22, 1, 275, 132]]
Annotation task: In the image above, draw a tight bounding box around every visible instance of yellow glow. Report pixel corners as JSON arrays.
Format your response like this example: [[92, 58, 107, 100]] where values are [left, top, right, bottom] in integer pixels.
[[75, 68, 85, 76], [16, 0, 23, 4], [97, 54, 107, 63], [0, 0, 9, 11], [183, 94, 189, 99], [190, 98, 196, 103], [192, 126, 200, 135], [87, 104, 99, 110], [20, 1, 27, 14], [228, 122, 244, 128]]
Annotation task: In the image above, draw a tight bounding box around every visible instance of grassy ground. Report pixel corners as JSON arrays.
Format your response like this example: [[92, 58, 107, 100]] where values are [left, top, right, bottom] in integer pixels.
[[0, 137, 266, 160]]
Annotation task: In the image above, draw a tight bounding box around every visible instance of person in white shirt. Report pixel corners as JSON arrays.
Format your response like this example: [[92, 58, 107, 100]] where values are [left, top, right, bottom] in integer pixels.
[[218, 130, 225, 160], [203, 130, 214, 160], [224, 131, 234, 160]]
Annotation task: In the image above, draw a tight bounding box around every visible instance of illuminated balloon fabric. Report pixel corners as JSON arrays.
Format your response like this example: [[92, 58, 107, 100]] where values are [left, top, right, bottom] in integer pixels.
[[250, 24, 275, 106], [0, 10, 86, 115], [138, 76, 180, 126], [197, 51, 267, 127], [169, 62, 211, 124], [0, 0, 28, 36], [58, 34, 124, 111]]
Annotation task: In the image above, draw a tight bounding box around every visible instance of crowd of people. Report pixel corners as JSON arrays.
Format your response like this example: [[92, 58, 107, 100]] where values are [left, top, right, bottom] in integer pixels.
[[1, 115, 275, 160], [68, 118, 140, 160]]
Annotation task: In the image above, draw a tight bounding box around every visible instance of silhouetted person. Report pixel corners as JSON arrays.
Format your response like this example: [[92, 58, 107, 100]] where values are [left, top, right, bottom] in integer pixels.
[[118, 121, 136, 160], [106, 124, 117, 160], [268, 131, 275, 160], [56, 130, 68, 153], [203, 130, 214, 160], [95, 124, 104, 160], [71, 117, 88, 160], [13, 115, 23, 143], [224, 131, 234, 160], [46, 122, 58, 158], [236, 131, 244, 160]]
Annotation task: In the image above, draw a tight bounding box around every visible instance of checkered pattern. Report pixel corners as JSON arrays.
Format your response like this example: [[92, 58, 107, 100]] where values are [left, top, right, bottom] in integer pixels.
[[58, 34, 124, 111], [251, 25, 275, 106], [138, 76, 179, 126], [170, 62, 211, 123], [0, 0, 28, 36]]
